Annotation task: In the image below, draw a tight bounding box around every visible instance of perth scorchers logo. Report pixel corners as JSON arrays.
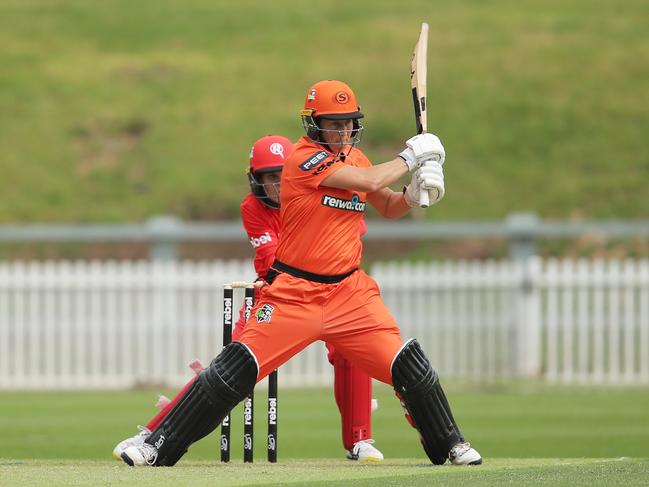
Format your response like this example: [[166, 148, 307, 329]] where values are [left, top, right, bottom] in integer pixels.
[[255, 304, 274, 324], [334, 91, 349, 103]]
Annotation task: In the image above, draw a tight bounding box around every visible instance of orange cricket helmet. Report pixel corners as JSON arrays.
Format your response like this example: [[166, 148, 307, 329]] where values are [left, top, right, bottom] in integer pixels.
[[301, 80, 364, 146], [302, 80, 364, 119]]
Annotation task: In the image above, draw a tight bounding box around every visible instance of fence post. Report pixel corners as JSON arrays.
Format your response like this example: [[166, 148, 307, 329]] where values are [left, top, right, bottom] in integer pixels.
[[514, 257, 542, 377], [506, 212, 540, 261], [146, 215, 181, 261], [506, 213, 542, 377]]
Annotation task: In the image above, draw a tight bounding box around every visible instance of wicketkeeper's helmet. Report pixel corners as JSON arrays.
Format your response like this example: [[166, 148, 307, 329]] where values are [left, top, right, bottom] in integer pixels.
[[301, 80, 364, 145], [247, 135, 293, 209]]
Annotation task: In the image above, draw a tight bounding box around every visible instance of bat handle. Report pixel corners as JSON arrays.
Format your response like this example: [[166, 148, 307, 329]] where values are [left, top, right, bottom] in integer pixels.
[[418, 154, 441, 208], [419, 188, 430, 208]]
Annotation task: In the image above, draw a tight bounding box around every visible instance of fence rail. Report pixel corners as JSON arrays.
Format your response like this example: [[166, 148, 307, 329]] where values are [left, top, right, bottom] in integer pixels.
[[1, 258, 648, 389], [3, 213, 649, 260]]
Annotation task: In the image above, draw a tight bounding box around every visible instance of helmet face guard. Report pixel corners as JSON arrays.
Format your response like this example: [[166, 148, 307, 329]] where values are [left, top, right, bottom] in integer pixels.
[[247, 167, 281, 209], [301, 110, 364, 147]]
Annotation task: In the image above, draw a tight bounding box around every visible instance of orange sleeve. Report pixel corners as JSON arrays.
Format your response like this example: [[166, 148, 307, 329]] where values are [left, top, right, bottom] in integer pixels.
[[284, 148, 347, 193]]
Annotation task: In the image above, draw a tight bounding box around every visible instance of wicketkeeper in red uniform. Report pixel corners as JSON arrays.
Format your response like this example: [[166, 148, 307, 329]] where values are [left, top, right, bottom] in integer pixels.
[[113, 134, 384, 462], [120, 80, 482, 467]]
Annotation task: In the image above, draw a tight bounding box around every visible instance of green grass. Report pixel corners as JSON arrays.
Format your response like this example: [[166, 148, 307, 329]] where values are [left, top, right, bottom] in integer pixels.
[[2, 458, 648, 487], [1, 384, 648, 485], [1, 0, 648, 223]]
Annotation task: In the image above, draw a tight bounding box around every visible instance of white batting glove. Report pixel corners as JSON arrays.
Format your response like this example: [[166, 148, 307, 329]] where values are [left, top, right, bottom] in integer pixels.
[[398, 133, 446, 171], [404, 160, 445, 207]]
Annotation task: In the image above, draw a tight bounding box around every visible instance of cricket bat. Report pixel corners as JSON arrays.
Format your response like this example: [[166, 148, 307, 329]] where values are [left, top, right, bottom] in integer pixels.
[[410, 22, 433, 208]]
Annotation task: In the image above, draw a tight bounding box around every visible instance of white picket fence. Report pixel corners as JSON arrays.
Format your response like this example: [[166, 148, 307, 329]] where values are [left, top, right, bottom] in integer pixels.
[[374, 258, 649, 386], [1, 258, 648, 389]]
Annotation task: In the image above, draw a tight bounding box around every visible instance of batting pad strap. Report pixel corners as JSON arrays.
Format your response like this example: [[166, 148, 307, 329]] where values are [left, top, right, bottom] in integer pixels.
[[391, 339, 463, 465], [146, 343, 257, 466]]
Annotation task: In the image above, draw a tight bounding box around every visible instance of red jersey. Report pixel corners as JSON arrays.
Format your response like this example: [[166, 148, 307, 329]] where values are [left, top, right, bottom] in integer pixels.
[[275, 136, 371, 275], [240, 193, 281, 279]]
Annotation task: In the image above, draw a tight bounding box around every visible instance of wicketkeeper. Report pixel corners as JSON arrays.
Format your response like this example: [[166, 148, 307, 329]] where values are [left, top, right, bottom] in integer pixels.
[[121, 80, 482, 467], [114, 134, 384, 462]]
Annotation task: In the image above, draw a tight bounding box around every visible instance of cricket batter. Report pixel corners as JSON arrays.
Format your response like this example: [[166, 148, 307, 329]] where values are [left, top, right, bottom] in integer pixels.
[[113, 134, 384, 462], [121, 80, 482, 467]]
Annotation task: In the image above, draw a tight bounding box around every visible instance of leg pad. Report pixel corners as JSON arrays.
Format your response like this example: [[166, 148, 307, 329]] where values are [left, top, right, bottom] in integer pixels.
[[391, 339, 463, 465], [146, 342, 258, 465]]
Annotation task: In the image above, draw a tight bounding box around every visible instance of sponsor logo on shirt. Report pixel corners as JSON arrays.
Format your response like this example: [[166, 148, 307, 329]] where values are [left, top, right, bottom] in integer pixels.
[[299, 151, 329, 171], [321, 194, 366, 213], [311, 159, 335, 176], [249, 232, 273, 248]]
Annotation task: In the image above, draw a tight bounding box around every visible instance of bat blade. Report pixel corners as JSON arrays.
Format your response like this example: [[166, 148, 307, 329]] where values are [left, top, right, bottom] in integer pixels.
[[411, 22, 428, 135], [410, 22, 430, 207]]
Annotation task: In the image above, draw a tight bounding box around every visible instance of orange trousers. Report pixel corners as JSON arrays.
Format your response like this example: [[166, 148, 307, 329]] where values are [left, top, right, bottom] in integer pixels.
[[236, 270, 403, 385]]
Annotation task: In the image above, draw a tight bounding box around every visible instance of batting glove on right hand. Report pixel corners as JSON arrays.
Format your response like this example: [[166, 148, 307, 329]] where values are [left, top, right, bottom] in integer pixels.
[[398, 133, 446, 171], [404, 160, 445, 207]]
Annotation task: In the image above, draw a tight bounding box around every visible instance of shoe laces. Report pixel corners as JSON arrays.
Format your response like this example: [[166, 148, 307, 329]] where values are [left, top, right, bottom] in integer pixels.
[[352, 439, 375, 454], [449, 441, 471, 459], [140, 442, 159, 465]]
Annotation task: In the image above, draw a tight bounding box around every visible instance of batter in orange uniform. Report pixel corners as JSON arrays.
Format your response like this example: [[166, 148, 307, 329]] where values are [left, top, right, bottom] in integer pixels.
[[112, 135, 382, 462], [121, 80, 482, 468], [241, 139, 404, 385]]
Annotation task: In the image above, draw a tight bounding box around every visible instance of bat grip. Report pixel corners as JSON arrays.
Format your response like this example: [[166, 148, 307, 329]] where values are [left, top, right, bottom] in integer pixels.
[[418, 154, 441, 208], [419, 189, 430, 208]]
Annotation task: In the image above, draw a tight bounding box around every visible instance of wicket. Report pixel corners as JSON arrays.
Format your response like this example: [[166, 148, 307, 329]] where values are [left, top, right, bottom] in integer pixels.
[[220, 281, 278, 463]]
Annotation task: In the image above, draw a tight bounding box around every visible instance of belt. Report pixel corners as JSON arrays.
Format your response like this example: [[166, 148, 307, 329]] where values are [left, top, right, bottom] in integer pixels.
[[270, 260, 357, 284]]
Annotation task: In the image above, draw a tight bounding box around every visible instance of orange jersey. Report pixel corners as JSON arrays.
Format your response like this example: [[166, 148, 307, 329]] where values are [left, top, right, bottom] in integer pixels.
[[275, 136, 371, 275]]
